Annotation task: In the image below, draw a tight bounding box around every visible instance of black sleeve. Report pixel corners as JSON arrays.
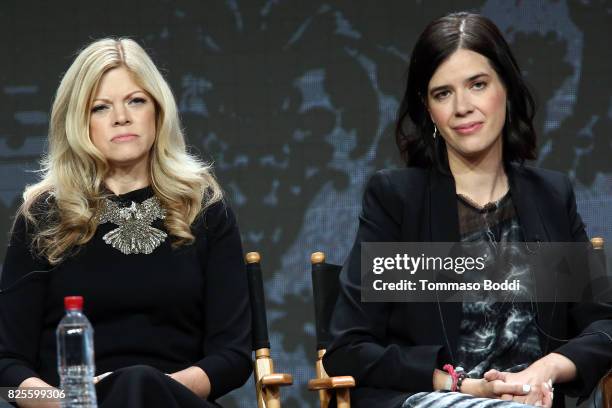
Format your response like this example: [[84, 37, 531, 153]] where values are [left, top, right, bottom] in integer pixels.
[[323, 170, 444, 392], [553, 176, 612, 398], [0, 214, 51, 387], [194, 201, 252, 400]]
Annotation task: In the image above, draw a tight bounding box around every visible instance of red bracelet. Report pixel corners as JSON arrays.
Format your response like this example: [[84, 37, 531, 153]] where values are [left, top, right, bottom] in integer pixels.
[[443, 364, 467, 392], [443, 364, 459, 391]]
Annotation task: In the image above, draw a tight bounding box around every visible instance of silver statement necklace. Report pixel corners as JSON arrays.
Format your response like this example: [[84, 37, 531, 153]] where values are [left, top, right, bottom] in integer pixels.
[[97, 195, 167, 255]]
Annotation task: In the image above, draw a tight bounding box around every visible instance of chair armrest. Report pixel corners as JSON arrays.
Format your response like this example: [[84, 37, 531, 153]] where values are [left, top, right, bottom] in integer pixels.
[[308, 376, 356, 390], [261, 373, 293, 387]]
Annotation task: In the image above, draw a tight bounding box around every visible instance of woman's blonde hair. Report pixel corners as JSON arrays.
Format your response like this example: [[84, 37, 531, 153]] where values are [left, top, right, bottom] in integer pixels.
[[20, 37, 223, 264]]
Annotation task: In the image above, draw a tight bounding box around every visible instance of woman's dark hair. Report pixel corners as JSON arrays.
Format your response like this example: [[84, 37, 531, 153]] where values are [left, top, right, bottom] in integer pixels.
[[395, 12, 537, 168]]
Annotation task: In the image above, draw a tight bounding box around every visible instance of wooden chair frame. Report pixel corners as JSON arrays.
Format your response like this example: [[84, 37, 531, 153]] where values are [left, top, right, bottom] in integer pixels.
[[591, 238, 611, 408], [246, 252, 293, 408], [307, 252, 355, 408]]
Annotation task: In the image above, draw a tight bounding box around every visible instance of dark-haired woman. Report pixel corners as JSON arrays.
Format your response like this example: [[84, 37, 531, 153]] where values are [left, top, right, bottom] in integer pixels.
[[323, 12, 612, 408]]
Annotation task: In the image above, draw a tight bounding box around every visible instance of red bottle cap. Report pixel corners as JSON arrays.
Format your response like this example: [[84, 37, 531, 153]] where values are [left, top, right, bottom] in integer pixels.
[[64, 296, 84, 311]]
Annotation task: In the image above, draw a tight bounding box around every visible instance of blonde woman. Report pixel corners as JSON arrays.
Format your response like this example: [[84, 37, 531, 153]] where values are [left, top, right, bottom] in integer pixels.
[[0, 38, 251, 407]]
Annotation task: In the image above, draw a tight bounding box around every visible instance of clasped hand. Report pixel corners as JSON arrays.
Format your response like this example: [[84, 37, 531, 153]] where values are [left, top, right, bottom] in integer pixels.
[[483, 366, 554, 407]]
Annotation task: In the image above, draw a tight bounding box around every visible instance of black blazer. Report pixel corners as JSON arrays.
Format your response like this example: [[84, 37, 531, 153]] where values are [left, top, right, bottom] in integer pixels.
[[323, 164, 612, 408]]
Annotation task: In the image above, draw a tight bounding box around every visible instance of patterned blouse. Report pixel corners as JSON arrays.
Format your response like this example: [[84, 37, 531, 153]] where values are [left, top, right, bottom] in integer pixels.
[[454, 192, 542, 378]]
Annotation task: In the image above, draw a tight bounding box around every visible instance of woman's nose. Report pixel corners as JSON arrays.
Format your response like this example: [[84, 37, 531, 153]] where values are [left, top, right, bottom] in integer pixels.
[[112, 107, 131, 126], [454, 91, 474, 116]]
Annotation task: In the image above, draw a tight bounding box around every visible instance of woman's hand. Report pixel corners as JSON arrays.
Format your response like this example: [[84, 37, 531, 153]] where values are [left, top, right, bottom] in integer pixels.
[[168, 366, 211, 399], [93, 371, 113, 384], [484, 370, 553, 407], [460, 377, 533, 400], [16, 377, 60, 408], [483, 353, 575, 406]]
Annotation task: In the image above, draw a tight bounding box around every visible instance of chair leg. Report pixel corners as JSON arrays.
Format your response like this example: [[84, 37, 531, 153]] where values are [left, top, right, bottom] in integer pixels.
[[318, 389, 332, 408], [336, 388, 351, 408], [254, 348, 280, 408], [315, 350, 331, 408], [261, 387, 281, 408], [603, 374, 612, 408]]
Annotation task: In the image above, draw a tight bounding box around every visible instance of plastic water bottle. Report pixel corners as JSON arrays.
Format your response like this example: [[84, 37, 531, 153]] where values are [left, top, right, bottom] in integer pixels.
[[56, 296, 98, 408]]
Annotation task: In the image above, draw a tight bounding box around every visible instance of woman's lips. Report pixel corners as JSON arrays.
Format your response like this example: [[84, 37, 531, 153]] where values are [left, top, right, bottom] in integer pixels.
[[453, 122, 483, 135], [111, 134, 138, 142]]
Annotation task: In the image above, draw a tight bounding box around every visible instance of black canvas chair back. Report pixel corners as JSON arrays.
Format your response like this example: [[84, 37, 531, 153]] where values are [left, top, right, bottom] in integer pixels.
[[311, 253, 342, 351], [246, 252, 271, 351]]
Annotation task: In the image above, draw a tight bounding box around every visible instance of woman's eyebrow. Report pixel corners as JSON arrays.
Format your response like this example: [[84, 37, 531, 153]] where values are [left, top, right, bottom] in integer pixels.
[[465, 72, 490, 82], [428, 72, 490, 95], [92, 90, 144, 103]]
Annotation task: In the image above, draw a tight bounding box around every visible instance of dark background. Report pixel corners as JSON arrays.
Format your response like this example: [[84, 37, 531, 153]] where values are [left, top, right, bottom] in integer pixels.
[[0, 1, 610, 406]]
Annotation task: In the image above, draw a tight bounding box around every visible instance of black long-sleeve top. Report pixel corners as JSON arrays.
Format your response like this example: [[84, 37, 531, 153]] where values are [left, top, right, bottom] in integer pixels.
[[0, 186, 252, 402]]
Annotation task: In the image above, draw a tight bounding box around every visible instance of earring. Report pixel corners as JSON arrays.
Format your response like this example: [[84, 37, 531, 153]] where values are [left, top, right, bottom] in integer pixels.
[[433, 124, 438, 140]]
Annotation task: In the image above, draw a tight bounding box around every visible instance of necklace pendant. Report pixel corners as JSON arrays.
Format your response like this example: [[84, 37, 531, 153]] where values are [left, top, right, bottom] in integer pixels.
[[98, 196, 167, 255]]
